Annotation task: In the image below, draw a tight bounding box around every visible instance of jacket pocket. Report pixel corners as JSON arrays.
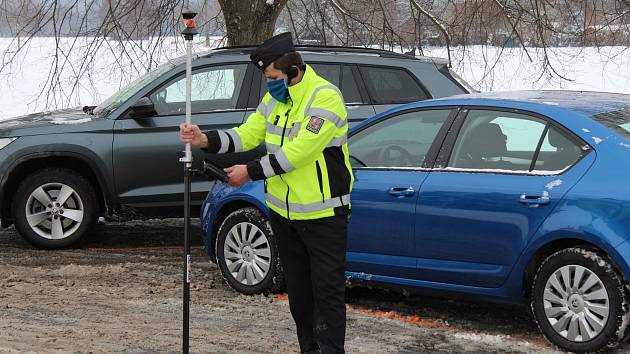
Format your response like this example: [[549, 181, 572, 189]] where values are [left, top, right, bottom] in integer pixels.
[[315, 160, 325, 202]]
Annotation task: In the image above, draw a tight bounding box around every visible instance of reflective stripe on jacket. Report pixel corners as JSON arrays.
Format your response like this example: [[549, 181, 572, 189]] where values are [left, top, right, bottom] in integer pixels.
[[208, 65, 354, 220]]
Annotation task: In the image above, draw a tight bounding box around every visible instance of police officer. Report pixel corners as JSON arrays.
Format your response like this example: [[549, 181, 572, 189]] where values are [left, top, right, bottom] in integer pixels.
[[180, 32, 353, 354]]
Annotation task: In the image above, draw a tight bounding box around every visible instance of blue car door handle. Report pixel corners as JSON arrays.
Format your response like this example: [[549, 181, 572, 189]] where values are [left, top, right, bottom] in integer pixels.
[[388, 187, 415, 197], [519, 194, 551, 205]]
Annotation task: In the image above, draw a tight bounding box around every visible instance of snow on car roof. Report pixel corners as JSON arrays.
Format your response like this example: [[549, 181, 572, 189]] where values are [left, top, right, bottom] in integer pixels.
[[437, 90, 630, 117]]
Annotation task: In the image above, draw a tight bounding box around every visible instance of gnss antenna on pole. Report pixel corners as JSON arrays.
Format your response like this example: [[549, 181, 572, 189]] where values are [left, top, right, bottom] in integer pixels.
[[180, 4, 197, 354]]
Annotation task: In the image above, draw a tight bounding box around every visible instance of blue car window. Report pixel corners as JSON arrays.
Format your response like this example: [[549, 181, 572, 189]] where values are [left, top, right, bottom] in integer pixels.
[[349, 109, 452, 168], [150, 63, 248, 116], [449, 110, 547, 171], [534, 126, 585, 172]]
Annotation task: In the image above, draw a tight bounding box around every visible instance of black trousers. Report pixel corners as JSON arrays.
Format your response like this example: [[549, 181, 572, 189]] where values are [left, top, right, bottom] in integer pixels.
[[269, 211, 348, 354]]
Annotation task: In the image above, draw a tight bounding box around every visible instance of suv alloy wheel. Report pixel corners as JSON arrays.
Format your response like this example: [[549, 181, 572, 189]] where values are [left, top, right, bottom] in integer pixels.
[[12, 168, 98, 249]]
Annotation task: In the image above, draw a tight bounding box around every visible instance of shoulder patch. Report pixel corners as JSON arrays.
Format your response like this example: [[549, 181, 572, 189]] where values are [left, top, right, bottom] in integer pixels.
[[306, 116, 324, 134]]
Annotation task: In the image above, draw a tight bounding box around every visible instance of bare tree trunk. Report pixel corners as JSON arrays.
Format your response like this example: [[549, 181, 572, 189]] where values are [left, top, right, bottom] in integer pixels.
[[217, 0, 289, 45], [203, 0, 211, 47]]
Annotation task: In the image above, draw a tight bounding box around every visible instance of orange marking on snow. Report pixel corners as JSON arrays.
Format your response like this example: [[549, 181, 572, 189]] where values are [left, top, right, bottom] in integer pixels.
[[348, 306, 452, 331], [270, 295, 549, 348], [273, 295, 449, 330], [348, 306, 551, 348], [274, 294, 289, 301]]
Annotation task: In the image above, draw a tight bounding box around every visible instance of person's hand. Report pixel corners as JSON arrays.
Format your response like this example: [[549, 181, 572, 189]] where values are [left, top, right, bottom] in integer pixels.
[[179, 123, 208, 148], [224, 165, 250, 188]]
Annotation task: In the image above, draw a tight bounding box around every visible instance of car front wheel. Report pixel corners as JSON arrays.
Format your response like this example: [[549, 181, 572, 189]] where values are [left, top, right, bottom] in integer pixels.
[[12, 168, 98, 249], [531, 247, 630, 353], [215, 207, 284, 294]]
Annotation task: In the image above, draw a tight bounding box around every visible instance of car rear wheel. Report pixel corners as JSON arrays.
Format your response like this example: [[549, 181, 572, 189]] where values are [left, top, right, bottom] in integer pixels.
[[531, 247, 630, 353], [215, 207, 284, 294], [12, 168, 98, 249]]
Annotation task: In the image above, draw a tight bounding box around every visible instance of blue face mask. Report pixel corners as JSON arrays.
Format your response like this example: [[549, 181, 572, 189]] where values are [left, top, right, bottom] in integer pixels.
[[266, 77, 289, 104]]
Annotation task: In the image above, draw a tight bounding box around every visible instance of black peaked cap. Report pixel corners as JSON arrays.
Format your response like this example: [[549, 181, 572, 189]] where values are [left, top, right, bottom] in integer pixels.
[[250, 32, 295, 71]]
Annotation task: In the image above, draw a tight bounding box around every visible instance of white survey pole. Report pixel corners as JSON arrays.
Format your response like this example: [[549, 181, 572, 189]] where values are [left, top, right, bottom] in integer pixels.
[[180, 8, 197, 354], [183, 37, 193, 166]]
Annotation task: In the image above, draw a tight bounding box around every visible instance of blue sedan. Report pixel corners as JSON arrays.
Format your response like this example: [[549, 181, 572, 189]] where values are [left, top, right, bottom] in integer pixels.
[[200, 91, 630, 353]]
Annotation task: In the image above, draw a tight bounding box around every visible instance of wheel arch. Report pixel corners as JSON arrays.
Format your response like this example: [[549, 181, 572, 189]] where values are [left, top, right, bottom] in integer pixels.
[[522, 236, 627, 301], [1, 153, 110, 227]]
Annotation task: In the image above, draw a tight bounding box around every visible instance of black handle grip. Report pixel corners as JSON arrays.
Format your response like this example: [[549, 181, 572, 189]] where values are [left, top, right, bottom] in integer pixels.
[[203, 160, 229, 182]]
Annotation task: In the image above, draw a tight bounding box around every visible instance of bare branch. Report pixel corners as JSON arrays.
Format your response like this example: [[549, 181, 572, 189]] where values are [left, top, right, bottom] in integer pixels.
[[410, 0, 452, 66]]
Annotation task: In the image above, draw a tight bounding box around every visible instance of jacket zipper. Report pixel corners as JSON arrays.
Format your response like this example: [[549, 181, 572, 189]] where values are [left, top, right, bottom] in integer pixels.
[[283, 182, 290, 220], [278, 105, 292, 219], [315, 160, 325, 202], [279, 109, 290, 146]]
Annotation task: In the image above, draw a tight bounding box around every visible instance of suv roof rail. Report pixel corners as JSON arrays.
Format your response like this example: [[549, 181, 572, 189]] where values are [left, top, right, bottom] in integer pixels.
[[204, 44, 448, 64]]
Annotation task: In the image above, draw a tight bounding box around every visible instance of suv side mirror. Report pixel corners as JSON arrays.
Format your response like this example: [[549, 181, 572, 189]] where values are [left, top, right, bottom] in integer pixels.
[[129, 97, 157, 118]]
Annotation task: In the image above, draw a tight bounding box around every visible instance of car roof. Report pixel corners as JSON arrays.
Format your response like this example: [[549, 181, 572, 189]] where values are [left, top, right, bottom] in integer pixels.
[[196, 45, 449, 65], [355, 90, 630, 146], [431, 90, 630, 117]]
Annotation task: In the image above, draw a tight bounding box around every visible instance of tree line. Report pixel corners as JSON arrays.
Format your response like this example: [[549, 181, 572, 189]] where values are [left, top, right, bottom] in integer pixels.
[[2, 1, 629, 46], [0, 0, 628, 109]]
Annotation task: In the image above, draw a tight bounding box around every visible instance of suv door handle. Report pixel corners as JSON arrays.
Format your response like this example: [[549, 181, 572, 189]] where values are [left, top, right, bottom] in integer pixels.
[[388, 187, 415, 197], [519, 194, 550, 205]]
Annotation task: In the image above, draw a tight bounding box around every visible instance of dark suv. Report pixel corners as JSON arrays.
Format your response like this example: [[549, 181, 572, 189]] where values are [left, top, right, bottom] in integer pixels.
[[0, 46, 470, 248]]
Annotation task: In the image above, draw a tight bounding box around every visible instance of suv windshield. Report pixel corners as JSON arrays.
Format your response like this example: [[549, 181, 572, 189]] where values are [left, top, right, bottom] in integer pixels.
[[94, 58, 184, 117], [591, 108, 630, 138]]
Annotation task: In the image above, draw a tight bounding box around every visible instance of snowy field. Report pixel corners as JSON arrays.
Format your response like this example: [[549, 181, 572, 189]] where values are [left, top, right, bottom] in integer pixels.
[[1, 37, 630, 120]]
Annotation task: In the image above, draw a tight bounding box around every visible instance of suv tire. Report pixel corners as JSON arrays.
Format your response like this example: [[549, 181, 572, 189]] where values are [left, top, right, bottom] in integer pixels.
[[531, 247, 630, 353], [12, 168, 98, 249], [216, 207, 284, 294]]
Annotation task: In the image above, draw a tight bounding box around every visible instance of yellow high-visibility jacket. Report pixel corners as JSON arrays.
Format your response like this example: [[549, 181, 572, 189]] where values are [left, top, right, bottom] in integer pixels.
[[206, 65, 353, 220]]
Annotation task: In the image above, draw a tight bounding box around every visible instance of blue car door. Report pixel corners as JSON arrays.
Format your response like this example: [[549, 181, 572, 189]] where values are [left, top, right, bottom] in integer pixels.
[[347, 108, 456, 279], [415, 108, 594, 287]]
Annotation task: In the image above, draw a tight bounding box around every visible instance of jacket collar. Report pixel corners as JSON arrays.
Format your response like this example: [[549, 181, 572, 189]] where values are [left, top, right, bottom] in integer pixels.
[[287, 64, 316, 107]]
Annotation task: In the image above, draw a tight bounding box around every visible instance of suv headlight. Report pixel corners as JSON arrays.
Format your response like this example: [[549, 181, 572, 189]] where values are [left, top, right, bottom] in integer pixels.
[[0, 137, 17, 150]]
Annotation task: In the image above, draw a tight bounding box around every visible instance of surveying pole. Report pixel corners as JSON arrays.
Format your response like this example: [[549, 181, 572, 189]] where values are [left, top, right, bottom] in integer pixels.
[[180, 8, 197, 354]]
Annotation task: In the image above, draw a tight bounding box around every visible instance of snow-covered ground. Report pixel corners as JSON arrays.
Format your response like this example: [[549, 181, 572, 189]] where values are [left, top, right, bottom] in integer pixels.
[[423, 46, 630, 93], [0, 36, 219, 120], [1, 37, 629, 120]]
